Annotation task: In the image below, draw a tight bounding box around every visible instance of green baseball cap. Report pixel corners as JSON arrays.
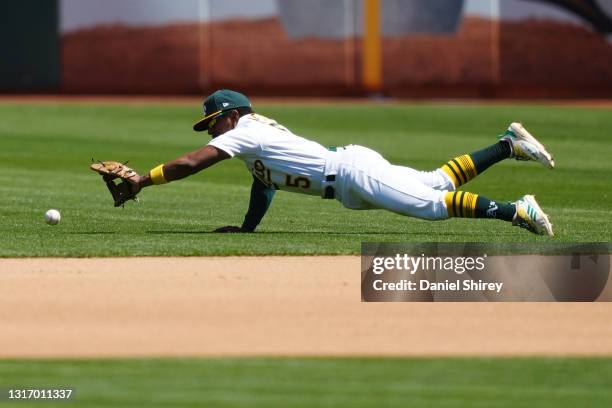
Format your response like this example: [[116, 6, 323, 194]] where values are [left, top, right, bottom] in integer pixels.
[[193, 89, 252, 132]]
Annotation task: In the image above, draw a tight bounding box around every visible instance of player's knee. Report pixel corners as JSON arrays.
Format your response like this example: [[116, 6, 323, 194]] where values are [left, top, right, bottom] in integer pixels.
[[419, 208, 448, 221], [436, 168, 456, 191], [402, 199, 448, 221]]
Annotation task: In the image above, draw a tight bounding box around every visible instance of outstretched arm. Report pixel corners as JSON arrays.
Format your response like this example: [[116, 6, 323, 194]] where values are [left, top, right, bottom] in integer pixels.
[[133, 145, 230, 192], [215, 175, 276, 233]]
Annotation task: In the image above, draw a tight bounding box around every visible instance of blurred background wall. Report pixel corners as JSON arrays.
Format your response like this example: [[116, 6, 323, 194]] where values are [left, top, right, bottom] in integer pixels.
[[2, 0, 612, 97]]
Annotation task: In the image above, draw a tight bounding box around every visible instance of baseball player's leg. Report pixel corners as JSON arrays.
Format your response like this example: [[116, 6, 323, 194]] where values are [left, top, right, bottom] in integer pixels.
[[389, 166, 455, 191], [443, 190, 553, 236], [439, 123, 554, 189], [439, 141, 511, 189], [340, 149, 508, 220], [354, 165, 516, 221], [387, 142, 510, 193], [342, 145, 474, 193], [346, 164, 506, 222], [341, 163, 553, 235], [344, 165, 448, 220]]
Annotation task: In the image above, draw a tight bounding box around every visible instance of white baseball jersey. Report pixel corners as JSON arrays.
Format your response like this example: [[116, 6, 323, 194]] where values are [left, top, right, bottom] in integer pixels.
[[208, 113, 455, 220], [208, 113, 330, 196]]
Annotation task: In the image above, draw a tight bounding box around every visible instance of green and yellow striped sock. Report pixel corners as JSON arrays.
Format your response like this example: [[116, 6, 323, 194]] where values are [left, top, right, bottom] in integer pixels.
[[441, 142, 512, 188], [441, 155, 478, 188], [444, 191, 478, 218], [445, 191, 516, 221]]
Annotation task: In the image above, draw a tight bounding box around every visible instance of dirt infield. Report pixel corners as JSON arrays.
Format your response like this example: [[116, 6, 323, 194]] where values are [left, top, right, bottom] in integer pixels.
[[1, 257, 611, 358]]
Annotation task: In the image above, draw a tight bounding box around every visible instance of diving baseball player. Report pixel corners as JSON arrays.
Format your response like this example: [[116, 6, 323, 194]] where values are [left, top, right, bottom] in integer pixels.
[[92, 89, 555, 236]]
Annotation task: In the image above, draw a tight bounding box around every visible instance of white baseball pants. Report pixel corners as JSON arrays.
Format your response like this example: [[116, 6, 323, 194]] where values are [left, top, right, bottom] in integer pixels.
[[329, 145, 455, 220]]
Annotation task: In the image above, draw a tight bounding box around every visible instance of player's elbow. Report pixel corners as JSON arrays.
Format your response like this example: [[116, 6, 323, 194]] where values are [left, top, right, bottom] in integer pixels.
[[169, 156, 201, 177], [182, 155, 201, 172], [193, 146, 230, 171]]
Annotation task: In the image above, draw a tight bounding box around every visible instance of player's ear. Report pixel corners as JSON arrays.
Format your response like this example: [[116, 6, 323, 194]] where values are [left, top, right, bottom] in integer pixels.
[[229, 110, 240, 126]]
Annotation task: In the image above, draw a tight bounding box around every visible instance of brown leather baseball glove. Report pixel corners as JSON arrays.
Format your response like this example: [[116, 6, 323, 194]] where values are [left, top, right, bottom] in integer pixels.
[[90, 160, 141, 207]]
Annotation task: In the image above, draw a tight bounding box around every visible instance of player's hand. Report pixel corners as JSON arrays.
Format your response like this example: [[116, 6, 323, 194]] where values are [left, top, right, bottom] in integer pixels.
[[214, 225, 247, 233], [102, 173, 142, 200], [125, 174, 144, 197]]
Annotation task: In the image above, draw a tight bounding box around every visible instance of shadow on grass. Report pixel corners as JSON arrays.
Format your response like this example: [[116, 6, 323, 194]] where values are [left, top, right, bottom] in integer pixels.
[[143, 230, 474, 236], [64, 229, 519, 240], [66, 231, 118, 235]]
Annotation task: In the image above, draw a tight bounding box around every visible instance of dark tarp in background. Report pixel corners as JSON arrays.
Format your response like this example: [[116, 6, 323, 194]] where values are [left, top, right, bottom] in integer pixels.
[[0, 0, 59, 91]]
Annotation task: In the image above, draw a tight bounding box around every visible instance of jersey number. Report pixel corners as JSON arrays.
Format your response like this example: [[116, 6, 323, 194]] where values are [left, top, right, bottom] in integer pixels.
[[253, 160, 310, 189], [285, 175, 310, 189], [253, 160, 273, 187]]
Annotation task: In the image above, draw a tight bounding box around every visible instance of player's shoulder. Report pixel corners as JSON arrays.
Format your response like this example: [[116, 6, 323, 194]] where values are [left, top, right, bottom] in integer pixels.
[[242, 113, 293, 134], [239, 113, 275, 127], [214, 113, 275, 141]]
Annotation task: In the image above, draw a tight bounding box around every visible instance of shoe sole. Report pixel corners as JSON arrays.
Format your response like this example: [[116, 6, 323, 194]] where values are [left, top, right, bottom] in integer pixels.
[[510, 123, 555, 169], [523, 194, 554, 236]]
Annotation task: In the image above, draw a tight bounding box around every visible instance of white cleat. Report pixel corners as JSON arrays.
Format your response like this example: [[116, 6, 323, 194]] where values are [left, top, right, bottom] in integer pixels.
[[500, 122, 555, 169], [512, 195, 554, 236]]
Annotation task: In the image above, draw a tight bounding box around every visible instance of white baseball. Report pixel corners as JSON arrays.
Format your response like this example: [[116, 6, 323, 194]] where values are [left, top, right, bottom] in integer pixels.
[[44, 209, 61, 225]]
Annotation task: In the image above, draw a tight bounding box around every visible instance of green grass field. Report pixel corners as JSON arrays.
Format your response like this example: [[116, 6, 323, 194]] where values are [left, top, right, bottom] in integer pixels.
[[0, 101, 610, 256], [1, 357, 611, 407]]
